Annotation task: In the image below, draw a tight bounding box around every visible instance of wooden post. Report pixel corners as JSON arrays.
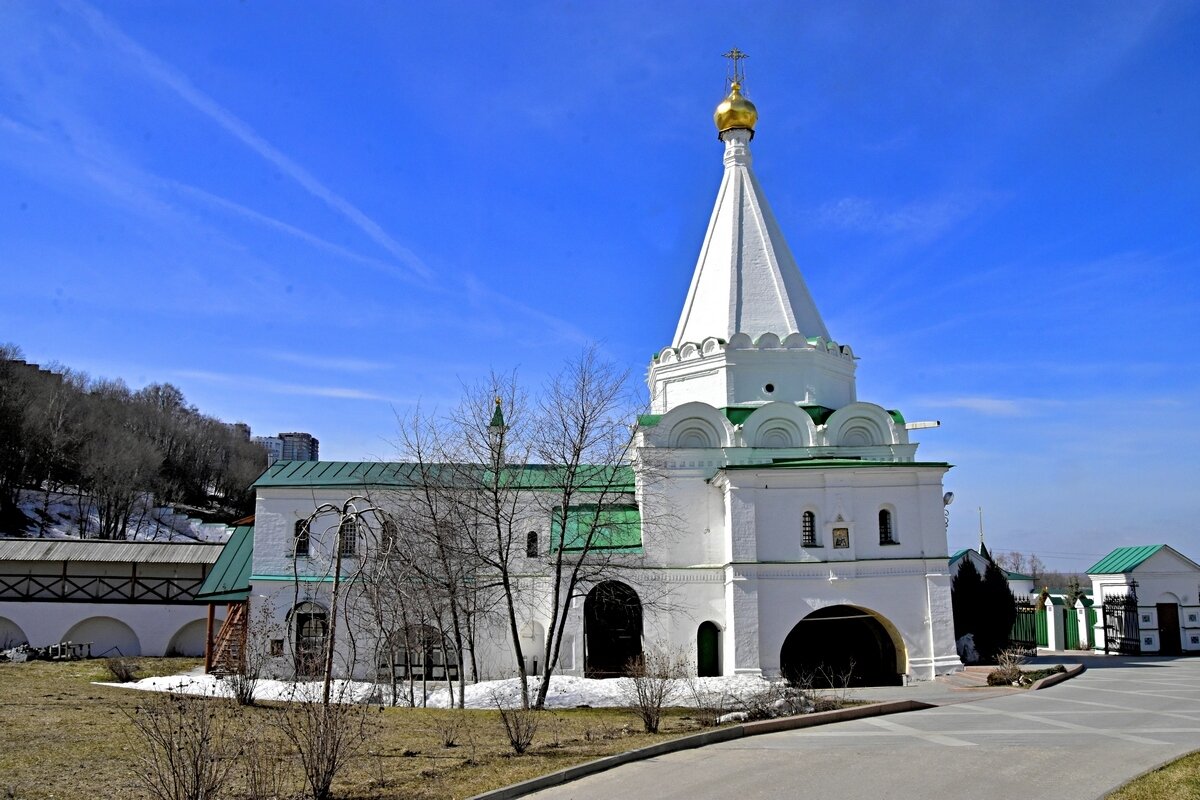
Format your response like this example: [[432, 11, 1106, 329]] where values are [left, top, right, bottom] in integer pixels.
[[204, 603, 215, 673]]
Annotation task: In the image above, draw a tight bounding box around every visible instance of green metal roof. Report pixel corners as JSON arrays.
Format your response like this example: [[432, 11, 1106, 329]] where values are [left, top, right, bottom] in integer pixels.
[[254, 460, 635, 492], [1087, 545, 1165, 575], [195, 525, 253, 602], [552, 505, 642, 553], [1005, 570, 1035, 581]]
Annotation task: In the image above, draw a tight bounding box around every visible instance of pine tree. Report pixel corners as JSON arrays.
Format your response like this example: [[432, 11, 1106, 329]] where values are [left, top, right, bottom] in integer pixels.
[[951, 557, 983, 643], [978, 559, 1017, 661]]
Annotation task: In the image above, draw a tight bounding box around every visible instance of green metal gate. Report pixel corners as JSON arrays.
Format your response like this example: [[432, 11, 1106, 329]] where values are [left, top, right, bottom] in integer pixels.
[[1035, 607, 1049, 647], [1063, 606, 1080, 650]]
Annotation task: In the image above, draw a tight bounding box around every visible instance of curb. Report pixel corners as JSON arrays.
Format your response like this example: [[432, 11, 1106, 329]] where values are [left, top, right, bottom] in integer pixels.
[[469, 699, 934, 800], [1031, 662, 1086, 690]]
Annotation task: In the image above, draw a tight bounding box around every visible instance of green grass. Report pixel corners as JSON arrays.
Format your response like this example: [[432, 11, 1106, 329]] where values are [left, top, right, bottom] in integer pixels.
[[1108, 751, 1200, 800], [0, 659, 720, 799]]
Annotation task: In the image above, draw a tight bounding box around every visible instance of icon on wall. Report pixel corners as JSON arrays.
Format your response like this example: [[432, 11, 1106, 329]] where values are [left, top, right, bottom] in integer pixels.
[[833, 528, 850, 549]]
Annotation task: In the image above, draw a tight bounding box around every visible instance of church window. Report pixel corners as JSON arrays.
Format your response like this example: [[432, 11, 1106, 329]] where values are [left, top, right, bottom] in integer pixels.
[[526, 531, 539, 558], [380, 517, 398, 551], [802, 511, 816, 546], [879, 509, 896, 545], [338, 518, 357, 557], [293, 520, 310, 557]]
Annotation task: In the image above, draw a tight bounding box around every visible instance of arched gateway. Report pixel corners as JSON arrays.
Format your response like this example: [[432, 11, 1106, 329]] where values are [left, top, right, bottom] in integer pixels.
[[584, 581, 642, 678], [780, 605, 904, 687]]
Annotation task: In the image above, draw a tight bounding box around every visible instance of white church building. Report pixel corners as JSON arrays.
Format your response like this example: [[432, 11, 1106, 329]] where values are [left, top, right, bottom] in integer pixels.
[[237, 66, 962, 687]]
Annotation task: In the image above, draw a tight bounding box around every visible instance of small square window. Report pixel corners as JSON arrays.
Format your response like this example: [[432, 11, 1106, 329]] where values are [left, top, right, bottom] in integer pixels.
[[1189, 614, 1198, 623], [270, 639, 284, 657], [1141, 614, 1152, 623], [1191, 636, 1199, 646], [1143, 637, 1154, 646]]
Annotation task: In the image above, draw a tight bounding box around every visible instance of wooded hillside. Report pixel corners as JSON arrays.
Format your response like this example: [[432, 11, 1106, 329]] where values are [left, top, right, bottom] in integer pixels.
[[0, 344, 265, 537]]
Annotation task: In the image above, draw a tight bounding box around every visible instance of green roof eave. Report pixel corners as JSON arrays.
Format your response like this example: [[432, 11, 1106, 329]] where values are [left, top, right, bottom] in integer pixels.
[[195, 526, 254, 602], [720, 458, 953, 473], [254, 460, 634, 492], [637, 414, 663, 428], [1086, 544, 1165, 575], [887, 409, 906, 425]]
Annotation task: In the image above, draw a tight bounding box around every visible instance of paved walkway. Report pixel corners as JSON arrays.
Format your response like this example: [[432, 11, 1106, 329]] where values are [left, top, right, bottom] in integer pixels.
[[527, 656, 1200, 800]]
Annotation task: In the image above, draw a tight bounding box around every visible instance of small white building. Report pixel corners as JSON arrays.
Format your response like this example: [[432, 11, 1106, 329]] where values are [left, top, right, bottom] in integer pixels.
[[1088, 544, 1200, 655], [240, 69, 963, 686], [0, 538, 225, 657]]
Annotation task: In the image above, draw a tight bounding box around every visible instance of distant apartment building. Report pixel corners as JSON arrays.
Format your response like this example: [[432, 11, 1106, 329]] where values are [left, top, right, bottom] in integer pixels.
[[278, 432, 319, 461], [227, 422, 251, 441], [250, 431, 318, 465], [252, 436, 284, 465]]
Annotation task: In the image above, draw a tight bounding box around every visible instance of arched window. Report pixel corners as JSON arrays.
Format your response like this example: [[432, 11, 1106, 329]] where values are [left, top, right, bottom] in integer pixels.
[[380, 517, 398, 552], [338, 517, 357, 557], [879, 509, 896, 545], [526, 531, 539, 558], [293, 520, 310, 557], [802, 511, 817, 547]]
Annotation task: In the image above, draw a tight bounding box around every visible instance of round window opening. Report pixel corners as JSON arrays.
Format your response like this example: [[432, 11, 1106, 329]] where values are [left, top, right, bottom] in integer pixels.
[[764, 383, 775, 393]]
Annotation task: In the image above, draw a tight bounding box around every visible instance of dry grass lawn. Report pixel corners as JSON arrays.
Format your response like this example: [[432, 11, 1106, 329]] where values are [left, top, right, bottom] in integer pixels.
[[1108, 751, 1200, 800], [0, 658, 717, 799]]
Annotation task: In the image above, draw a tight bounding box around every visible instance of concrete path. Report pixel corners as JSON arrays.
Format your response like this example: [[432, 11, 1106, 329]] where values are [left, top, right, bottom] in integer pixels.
[[527, 656, 1200, 800]]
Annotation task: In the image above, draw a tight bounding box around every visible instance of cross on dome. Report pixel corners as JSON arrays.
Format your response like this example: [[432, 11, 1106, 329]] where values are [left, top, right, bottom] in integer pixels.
[[722, 47, 749, 87]]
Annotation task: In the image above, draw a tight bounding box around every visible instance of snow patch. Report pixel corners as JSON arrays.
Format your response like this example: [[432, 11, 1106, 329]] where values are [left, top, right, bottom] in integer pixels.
[[102, 671, 776, 709], [14, 489, 231, 542]]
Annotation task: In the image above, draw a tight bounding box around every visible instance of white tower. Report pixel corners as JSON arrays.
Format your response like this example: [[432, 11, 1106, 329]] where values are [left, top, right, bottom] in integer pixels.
[[635, 53, 961, 683], [648, 67, 856, 415]]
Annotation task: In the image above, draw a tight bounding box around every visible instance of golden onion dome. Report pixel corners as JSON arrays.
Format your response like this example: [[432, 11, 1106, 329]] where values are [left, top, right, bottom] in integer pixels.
[[714, 81, 758, 134]]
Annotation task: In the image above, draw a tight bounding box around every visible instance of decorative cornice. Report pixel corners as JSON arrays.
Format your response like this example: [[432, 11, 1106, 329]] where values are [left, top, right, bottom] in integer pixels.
[[653, 332, 854, 366]]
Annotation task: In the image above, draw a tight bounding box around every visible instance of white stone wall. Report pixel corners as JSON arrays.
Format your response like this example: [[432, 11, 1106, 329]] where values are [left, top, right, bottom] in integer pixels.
[[0, 601, 222, 657]]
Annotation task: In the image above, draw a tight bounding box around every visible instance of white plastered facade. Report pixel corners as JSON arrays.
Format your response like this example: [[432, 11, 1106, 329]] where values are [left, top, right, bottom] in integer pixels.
[[246, 105, 963, 683]]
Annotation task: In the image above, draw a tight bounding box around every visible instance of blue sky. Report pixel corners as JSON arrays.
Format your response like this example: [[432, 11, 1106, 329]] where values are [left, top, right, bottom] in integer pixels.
[[2, 2, 1197, 570]]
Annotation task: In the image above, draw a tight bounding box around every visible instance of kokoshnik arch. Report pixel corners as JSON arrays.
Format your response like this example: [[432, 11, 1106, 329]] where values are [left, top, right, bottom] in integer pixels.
[[237, 55, 963, 686]]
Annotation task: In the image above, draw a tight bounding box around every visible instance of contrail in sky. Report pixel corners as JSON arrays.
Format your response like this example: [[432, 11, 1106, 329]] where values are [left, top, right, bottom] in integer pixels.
[[67, 0, 434, 283]]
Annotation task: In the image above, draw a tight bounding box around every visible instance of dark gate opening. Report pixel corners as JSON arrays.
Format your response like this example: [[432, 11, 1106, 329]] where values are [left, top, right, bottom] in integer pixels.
[[779, 605, 901, 687], [584, 581, 642, 678], [697, 621, 720, 677]]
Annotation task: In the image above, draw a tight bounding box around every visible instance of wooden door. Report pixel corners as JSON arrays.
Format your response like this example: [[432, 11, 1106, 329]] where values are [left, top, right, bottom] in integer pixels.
[[1157, 603, 1182, 656]]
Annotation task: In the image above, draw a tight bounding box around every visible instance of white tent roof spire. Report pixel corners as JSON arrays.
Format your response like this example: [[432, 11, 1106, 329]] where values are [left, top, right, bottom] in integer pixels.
[[672, 95, 830, 348]]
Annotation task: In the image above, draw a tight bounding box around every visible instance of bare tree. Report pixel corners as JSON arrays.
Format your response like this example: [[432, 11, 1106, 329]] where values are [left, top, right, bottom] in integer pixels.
[[529, 346, 647, 709]]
